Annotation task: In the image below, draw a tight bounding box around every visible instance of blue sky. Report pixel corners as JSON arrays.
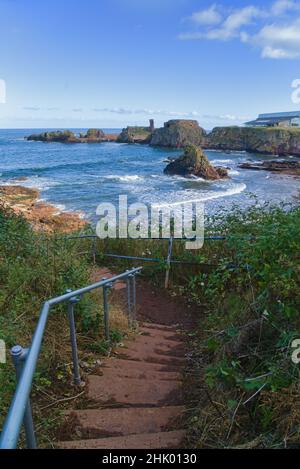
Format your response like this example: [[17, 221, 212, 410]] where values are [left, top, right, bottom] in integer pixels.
[[1, 0, 300, 129]]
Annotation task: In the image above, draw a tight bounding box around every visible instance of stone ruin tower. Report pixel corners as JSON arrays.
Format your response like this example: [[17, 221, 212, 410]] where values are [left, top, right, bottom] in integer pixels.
[[149, 119, 155, 132]]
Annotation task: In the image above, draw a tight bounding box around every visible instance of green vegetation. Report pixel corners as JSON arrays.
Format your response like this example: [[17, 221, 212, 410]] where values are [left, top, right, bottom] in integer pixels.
[[182, 202, 300, 448], [0, 206, 128, 446], [101, 201, 300, 448], [186, 203, 300, 447], [117, 126, 152, 143], [1, 198, 300, 448]]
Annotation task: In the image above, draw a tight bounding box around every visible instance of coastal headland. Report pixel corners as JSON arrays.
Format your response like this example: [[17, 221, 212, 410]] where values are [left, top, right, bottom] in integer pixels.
[[26, 119, 300, 158]]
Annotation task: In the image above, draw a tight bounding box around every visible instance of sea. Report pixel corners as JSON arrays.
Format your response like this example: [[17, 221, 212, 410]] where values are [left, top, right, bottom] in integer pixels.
[[0, 128, 299, 223]]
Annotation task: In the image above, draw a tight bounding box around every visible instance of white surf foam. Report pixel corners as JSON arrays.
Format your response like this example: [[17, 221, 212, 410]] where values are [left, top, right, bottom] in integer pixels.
[[210, 159, 234, 165], [1, 176, 59, 191], [152, 183, 247, 209], [228, 170, 240, 176], [104, 175, 144, 182]]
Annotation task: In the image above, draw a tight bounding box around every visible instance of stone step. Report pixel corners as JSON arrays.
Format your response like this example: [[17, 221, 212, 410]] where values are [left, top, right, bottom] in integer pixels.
[[142, 322, 180, 332], [65, 406, 185, 438], [121, 333, 185, 354], [118, 346, 186, 366], [130, 335, 185, 350], [139, 326, 182, 341], [87, 375, 182, 406], [99, 359, 181, 380], [58, 430, 185, 449]]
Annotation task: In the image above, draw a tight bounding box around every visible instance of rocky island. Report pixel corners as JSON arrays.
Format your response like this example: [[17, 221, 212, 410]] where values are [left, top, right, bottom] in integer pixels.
[[27, 129, 118, 143], [164, 145, 228, 180]]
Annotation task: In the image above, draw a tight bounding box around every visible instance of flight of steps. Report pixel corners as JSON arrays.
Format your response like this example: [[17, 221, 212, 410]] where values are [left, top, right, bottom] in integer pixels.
[[57, 322, 186, 449]]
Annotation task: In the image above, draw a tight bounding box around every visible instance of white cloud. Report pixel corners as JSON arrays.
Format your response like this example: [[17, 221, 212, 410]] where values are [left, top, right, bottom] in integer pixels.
[[179, 1, 300, 60], [255, 20, 300, 59], [180, 5, 264, 41], [0, 79, 6, 104], [222, 6, 262, 33], [203, 113, 250, 122], [272, 0, 300, 15], [92, 107, 201, 117], [190, 4, 222, 25], [23, 106, 40, 111]]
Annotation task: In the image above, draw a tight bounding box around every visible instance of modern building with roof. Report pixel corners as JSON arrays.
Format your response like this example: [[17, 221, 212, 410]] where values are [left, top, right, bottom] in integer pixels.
[[245, 111, 300, 128]]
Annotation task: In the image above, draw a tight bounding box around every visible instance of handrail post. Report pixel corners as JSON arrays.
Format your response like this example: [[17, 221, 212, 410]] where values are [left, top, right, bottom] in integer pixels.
[[165, 236, 173, 289], [126, 272, 132, 322], [66, 290, 81, 386], [11, 346, 37, 449], [92, 237, 97, 264], [102, 281, 112, 341], [131, 274, 137, 322]]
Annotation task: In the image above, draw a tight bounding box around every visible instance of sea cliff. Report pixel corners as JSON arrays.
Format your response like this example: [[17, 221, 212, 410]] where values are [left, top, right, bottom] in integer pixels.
[[205, 126, 300, 156]]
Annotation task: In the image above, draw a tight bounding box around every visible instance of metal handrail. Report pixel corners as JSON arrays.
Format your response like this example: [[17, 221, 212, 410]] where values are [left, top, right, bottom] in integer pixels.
[[67, 234, 228, 241], [0, 267, 142, 449]]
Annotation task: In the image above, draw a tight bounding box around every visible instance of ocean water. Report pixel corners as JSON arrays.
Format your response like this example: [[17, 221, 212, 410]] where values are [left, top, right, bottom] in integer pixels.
[[0, 129, 299, 222]]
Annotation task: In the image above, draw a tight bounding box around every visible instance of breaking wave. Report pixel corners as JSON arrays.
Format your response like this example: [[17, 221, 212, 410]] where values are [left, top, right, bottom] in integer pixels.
[[152, 183, 247, 208]]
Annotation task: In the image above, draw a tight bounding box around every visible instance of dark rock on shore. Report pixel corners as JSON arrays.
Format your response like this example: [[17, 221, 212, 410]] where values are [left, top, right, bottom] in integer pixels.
[[239, 160, 300, 176], [164, 145, 229, 180], [150, 120, 206, 148]]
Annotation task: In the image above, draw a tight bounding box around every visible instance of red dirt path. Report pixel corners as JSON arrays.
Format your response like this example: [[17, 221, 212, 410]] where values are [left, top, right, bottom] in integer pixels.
[[57, 268, 196, 449]]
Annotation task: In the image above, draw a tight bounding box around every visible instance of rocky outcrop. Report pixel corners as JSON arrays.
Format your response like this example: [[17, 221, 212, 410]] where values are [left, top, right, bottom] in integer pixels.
[[239, 160, 300, 176], [117, 126, 152, 144], [26, 129, 117, 143], [84, 129, 105, 139], [206, 126, 300, 156], [164, 145, 228, 180], [27, 130, 78, 142], [151, 120, 206, 148], [0, 185, 87, 233]]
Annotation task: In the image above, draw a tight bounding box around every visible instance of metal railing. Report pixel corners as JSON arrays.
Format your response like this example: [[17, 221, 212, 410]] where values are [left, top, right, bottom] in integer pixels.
[[0, 266, 142, 449], [67, 234, 228, 288]]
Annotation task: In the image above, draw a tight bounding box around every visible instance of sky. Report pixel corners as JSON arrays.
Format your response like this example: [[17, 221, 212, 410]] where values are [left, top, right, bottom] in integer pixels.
[[1, 0, 300, 129]]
